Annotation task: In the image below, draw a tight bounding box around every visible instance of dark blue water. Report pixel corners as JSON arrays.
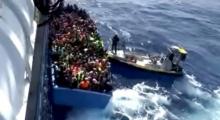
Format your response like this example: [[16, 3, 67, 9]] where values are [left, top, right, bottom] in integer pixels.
[[64, 0, 220, 120]]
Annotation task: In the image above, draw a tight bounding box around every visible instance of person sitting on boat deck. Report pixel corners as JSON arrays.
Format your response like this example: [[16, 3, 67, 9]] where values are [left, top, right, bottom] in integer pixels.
[[111, 35, 120, 54]]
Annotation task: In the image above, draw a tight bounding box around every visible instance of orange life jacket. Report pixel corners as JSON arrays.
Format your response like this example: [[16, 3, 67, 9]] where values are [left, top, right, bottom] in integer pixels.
[[79, 80, 90, 90]]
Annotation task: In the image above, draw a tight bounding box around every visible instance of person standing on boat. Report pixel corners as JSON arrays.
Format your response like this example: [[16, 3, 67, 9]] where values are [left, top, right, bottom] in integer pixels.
[[111, 35, 120, 54], [162, 52, 174, 71]]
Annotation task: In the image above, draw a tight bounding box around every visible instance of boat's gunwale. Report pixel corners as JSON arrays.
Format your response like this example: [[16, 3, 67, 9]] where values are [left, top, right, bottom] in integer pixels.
[[50, 65, 113, 95], [52, 86, 112, 97]]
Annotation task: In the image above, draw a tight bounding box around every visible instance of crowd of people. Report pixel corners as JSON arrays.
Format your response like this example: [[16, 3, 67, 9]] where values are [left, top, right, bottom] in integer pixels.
[[49, 5, 112, 92]]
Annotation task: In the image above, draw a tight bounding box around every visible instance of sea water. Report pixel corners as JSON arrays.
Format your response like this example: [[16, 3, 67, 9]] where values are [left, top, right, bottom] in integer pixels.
[[67, 75, 220, 120], [65, 0, 220, 119]]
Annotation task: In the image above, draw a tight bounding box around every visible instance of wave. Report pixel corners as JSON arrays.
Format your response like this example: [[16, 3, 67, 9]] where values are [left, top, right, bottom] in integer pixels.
[[66, 83, 173, 120], [109, 83, 171, 120], [172, 74, 220, 120], [66, 74, 220, 120]]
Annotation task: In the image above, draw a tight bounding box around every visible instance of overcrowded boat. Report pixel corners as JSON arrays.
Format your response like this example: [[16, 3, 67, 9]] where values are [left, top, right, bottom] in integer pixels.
[[48, 5, 112, 108]]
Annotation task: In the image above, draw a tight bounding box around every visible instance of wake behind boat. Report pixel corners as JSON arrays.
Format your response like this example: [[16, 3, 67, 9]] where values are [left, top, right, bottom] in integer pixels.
[[108, 45, 187, 76]]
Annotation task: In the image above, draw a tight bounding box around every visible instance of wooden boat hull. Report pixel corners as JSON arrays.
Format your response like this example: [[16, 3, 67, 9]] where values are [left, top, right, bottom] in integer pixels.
[[108, 53, 183, 76]]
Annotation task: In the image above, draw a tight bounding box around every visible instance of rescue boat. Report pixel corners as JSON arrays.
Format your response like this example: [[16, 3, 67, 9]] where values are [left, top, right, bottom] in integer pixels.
[[108, 46, 187, 76]]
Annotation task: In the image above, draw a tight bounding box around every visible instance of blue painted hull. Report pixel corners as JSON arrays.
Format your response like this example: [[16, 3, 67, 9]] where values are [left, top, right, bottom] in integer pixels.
[[52, 87, 111, 109], [49, 60, 112, 109]]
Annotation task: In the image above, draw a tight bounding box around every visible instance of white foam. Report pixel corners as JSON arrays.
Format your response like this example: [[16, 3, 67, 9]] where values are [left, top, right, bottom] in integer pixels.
[[109, 83, 170, 120], [66, 77, 220, 120], [174, 74, 211, 99], [186, 74, 202, 88], [173, 74, 220, 120], [119, 29, 131, 40], [66, 83, 170, 120]]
